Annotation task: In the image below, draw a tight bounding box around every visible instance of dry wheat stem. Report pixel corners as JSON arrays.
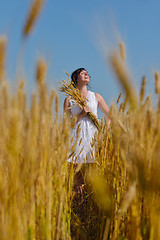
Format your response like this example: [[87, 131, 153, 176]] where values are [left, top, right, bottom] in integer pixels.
[[155, 71, 160, 94], [36, 57, 47, 85], [110, 50, 138, 110], [23, 0, 46, 36], [117, 93, 122, 104], [119, 41, 126, 62], [140, 76, 146, 103], [0, 36, 7, 82]]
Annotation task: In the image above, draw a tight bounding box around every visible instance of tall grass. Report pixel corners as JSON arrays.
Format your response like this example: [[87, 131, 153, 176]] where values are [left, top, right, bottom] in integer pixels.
[[0, 60, 76, 239]]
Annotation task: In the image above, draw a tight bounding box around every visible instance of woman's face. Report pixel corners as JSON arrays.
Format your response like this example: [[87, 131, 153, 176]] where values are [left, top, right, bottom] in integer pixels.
[[77, 70, 90, 86]]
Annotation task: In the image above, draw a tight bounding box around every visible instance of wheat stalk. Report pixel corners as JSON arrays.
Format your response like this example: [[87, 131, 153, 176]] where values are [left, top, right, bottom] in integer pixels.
[[155, 71, 160, 94], [23, 0, 46, 36], [0, 36, 7, 82], [110, 50, 138, 110], [119, 41, 126, 62], [140, 76, 146, 103], [116, 93, 122, 104], [36, 57, 47, 85]]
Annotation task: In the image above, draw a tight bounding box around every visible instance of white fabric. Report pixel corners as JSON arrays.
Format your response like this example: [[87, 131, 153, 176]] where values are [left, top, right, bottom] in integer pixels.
[[68, 91, 98, 163]]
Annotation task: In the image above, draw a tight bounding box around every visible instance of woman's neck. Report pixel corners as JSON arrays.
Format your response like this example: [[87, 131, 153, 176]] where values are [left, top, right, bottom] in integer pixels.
[[77, 85, 88, 98]]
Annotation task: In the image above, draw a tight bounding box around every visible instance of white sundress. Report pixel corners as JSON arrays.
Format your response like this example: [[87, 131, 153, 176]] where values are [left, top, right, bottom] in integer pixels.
[[68, 91, 98, 163]]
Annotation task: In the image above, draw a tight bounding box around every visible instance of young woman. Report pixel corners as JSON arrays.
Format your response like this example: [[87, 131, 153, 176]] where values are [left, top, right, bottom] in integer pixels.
[[64, 68, 110, 164]]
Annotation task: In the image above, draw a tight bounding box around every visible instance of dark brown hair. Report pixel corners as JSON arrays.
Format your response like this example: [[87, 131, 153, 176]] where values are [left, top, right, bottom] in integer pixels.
[[71, 68, 87, 87]]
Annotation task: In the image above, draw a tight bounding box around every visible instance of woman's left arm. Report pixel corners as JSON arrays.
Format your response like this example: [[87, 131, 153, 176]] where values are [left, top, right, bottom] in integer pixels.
[[95, 93, 111, 125]]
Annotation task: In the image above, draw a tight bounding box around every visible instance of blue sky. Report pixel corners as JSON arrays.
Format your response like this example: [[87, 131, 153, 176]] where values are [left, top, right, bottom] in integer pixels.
[[0, 0, 160, 114]]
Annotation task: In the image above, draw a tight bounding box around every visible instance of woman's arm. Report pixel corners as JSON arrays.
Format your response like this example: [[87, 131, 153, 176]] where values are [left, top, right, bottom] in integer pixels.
[[95, 92, 111, 125], [63, 96, 71, 117], [76, 106, 91, 122], [63, 97, 91, 122]]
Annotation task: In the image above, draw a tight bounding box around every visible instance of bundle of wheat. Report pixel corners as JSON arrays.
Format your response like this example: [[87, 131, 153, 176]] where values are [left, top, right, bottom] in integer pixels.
[[59, 74, 100, 130]]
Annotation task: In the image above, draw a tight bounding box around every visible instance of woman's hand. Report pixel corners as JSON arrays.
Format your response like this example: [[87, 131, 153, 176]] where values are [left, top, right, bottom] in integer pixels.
[[76, 105, 91, 122], [82, 105, 91, 115]]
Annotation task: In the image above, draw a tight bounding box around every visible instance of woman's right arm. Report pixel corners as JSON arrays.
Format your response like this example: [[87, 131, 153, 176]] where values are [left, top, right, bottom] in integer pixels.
[[63, 96, 71, 117]]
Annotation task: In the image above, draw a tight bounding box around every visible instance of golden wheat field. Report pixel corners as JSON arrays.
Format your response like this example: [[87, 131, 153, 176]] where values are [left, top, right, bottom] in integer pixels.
[[0, 1, 160, 240]]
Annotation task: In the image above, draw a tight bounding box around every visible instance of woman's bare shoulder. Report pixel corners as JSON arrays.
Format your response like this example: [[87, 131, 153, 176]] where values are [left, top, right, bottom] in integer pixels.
[[95, 92, 102, 102], [64, 96, 70, 101], [64, 96, 70, 108]]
